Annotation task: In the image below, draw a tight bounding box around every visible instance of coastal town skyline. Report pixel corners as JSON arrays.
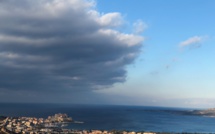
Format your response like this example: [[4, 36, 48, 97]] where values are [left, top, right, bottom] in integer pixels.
[[0, 0, 215, 108]]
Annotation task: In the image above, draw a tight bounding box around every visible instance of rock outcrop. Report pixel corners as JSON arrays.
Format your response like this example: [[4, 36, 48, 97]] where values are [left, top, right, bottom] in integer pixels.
[[191, 108, 215, 117]]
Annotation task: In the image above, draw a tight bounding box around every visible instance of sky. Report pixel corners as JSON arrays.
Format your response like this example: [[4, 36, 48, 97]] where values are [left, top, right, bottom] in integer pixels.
[[0, 0, 215, 108]]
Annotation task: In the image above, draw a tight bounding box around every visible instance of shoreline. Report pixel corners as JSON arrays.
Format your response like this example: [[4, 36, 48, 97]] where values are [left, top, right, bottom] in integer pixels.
[[0, 113, 214, 134], [0, 115, 213, 134]]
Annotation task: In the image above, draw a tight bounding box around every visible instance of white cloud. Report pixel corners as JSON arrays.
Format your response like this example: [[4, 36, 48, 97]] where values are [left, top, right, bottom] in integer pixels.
[[99, 13, 123, 27], [98, 29, 144, 47], [133, 20, 147, 34], [179, 36, 206, 48]]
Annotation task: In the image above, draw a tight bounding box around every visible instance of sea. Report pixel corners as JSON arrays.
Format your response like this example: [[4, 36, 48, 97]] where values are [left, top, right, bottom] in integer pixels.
[[0, 103, 215, 133]]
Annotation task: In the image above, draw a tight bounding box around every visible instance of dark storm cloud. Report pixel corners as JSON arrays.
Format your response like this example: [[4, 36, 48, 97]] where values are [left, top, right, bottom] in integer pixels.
[[0, 0, 144, 92]]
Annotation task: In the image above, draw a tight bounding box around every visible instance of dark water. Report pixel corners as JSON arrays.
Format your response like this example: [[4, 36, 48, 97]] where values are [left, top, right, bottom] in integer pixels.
[[0, 103, 215, 133]]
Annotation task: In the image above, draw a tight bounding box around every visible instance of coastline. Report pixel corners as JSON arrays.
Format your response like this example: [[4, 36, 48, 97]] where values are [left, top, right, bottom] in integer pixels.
[[0, 115, 157, 134], [1, 104, 215, 133], [0, 114, 213, 134]]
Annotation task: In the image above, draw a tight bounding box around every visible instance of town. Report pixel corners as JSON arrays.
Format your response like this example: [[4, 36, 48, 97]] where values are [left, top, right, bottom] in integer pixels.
[[0, 113, 73, 133]]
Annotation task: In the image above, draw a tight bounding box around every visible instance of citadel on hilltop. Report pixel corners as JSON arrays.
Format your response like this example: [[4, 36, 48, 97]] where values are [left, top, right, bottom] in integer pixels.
[[46, 113, 72, 123]]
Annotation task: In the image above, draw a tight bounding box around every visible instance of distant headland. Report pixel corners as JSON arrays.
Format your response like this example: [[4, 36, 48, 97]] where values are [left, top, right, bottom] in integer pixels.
[[188, 108, 215, 117]]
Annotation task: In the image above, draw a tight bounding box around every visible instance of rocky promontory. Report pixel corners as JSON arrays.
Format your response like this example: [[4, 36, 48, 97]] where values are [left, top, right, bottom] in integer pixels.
[[190, 108, 215, 117]]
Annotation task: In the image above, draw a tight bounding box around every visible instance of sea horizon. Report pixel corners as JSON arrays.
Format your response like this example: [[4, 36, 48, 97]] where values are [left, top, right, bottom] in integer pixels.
[[0, 102, 206, 110]]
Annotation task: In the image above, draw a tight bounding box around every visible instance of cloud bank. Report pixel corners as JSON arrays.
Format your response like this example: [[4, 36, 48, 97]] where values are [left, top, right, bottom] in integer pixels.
[[0, 0, 144, 92]]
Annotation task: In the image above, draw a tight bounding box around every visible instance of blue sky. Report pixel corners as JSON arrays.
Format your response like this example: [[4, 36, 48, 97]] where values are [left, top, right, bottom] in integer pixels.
[[94, 0, 215, 108], [0, 0, 215, 108]]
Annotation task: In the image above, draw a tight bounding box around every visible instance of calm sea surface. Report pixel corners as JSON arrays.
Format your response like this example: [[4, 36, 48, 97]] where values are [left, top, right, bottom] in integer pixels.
[[0, 103, 215, 133]]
